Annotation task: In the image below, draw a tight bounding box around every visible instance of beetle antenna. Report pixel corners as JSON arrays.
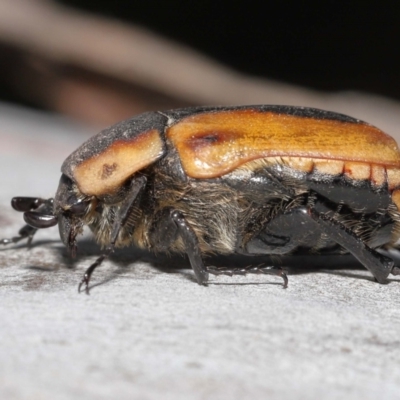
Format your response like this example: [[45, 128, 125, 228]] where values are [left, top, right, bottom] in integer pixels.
[[20, 197, 56, 229], [11, 197, 48, 212], [23, 211, 58, 228], [1, 197, 55, 247]]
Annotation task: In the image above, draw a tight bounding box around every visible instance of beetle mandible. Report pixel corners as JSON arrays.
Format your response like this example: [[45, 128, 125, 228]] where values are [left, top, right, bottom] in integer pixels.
[[2, 105, 400, 293]]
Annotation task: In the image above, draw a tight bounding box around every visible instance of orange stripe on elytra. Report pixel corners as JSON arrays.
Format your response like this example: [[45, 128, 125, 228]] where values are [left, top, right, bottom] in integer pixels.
[[167, 110, 400, 179]]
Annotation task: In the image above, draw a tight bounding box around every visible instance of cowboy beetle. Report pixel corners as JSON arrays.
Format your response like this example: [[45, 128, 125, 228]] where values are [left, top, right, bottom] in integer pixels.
[[2, 105, 400, 292]]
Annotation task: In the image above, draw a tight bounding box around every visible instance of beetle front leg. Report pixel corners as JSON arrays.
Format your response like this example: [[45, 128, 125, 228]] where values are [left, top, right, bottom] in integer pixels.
[[0, 225, 37, 246], [78, 176, 147, 294]]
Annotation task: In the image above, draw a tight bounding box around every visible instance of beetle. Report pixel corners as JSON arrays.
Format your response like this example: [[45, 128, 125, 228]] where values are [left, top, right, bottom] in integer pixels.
[[2, 105, 400, 293]]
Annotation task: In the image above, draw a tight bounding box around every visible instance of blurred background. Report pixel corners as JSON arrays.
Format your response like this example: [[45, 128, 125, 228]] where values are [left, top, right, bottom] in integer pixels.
[[2, 3, 400, 399], [1, 0, 399, 129]]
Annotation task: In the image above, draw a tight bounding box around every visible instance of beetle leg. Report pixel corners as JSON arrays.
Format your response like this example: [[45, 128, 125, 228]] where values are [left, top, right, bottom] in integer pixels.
[[0, 225, 37, 246], [153, 209, 289, 286], [245, 201, 393, 283], [308, 204, 393, 283], [78, 176, 147, 294], [150, 208, 209, 284], [206, 265, 288, 288], [169, 210, 209, 285], [149, 208, 208, 284]]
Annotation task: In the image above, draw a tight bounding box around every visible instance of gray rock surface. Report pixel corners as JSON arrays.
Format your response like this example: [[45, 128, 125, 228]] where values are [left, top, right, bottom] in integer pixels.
[[1, 102, 400, 400]]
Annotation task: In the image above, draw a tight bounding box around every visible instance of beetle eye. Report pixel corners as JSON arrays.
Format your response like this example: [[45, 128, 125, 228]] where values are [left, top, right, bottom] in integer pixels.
[[68, 198, 89, 215]]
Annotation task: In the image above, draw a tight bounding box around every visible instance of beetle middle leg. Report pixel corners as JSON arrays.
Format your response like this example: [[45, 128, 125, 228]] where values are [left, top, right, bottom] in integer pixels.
[[150, 208, 209, 285], [308, 205, 393, 283], [150, 209, 288, 286]]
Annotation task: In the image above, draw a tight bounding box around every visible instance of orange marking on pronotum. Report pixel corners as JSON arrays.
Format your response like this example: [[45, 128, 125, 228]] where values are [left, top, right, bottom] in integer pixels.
[[74, 129, 164, 196]]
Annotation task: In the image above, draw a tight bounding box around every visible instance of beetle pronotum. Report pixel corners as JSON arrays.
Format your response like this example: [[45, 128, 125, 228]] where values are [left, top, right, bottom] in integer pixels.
[[2, 105, 400, 292]]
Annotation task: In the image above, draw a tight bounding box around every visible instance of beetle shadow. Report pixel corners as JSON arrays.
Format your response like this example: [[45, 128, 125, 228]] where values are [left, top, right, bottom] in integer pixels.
[[54, 239, 192, 291], [200, 253, 371, 286], [0, 238, 61, 253], [7, 236, 399, 289], [142, 252, 381, 286]]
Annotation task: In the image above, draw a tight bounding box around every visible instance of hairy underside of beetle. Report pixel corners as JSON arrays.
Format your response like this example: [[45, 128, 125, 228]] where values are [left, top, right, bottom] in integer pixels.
[[84, 157, 400, 258]]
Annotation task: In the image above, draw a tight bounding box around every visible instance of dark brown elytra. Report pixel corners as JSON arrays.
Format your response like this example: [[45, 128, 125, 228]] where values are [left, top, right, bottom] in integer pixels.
[[2, 105, 400, 293]]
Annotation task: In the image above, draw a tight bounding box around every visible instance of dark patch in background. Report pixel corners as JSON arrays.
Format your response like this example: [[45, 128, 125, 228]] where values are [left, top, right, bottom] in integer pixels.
[[56, 1, 400, 95], [1, 1, 399, 109]]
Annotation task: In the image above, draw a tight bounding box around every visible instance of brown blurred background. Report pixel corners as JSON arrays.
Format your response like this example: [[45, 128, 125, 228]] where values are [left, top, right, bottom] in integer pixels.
[[0, 0, 398, 128]]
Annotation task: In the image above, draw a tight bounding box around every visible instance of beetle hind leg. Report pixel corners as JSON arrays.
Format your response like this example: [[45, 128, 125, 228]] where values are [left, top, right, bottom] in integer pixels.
[[243, 198, 395, 283], [206, 265, 288, 288], [309, 205, 394, 283]]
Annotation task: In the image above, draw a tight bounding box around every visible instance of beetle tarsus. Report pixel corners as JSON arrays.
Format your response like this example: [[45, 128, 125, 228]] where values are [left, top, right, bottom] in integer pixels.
[[78, 272, 90, 295], [78, 253, 109, 294], [0, 225, 38, 247], [206, 265, 288, 288], [0, 235, 28, 246]]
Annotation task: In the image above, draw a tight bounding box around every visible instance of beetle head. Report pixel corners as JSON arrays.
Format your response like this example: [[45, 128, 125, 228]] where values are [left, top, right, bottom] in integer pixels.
[[17, 174, 93, 257], [53, 174, 93, 257]]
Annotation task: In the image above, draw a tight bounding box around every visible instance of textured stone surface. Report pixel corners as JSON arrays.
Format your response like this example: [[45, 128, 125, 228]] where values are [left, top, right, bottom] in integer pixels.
[[1, 102, 400, 400]]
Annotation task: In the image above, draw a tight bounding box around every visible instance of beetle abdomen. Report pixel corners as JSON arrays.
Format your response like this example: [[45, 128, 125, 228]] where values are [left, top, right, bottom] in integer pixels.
[[237, 156, 400, 211], [220, 161, 398, 256]]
